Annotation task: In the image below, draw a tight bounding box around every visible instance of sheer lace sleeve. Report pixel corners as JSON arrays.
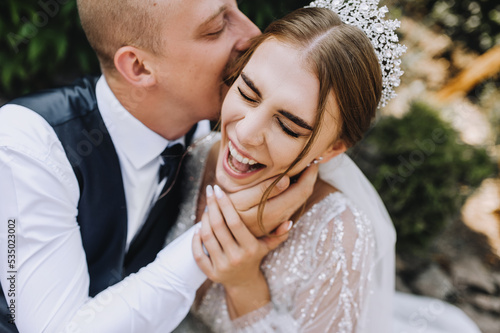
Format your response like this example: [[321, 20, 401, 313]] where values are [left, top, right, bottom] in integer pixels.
[[192, 193, 375, 333]]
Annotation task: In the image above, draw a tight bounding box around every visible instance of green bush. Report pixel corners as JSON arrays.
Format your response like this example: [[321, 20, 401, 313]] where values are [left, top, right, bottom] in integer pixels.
[[238, 0, 309, 30], [395, 0, 500, 53], [0, 0, 99, 99], [350, 102, 497, 254]]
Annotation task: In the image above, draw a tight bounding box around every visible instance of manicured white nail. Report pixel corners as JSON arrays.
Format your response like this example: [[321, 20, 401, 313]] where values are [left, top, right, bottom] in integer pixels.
[[214, 185, 224, 199], [287, 220, 294, 231], [206, 185, 213, 197]]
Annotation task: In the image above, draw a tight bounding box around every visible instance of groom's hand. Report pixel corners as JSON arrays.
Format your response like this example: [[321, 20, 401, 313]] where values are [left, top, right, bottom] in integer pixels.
[[226, 164, 318, 237]]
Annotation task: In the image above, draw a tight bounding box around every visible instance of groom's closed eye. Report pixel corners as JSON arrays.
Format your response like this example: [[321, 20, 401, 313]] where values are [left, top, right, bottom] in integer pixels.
[[196, 5, 228, 39]]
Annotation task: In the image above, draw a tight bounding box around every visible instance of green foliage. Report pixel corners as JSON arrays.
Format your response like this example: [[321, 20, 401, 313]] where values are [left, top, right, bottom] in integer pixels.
[[238, 0, 310, 30], [0, 0, 100, 99], [396, 0, 500, 53], [350, 102, 497, 254]]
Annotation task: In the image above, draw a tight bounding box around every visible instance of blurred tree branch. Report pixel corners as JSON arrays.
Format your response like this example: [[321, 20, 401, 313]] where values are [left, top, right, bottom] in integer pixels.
[[437, 45, 500, 101]]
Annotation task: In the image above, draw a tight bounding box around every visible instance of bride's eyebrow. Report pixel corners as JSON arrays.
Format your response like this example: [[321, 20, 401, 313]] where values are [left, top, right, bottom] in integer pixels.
[[278, 110, 313, 131], [241, 72, 261, 98]]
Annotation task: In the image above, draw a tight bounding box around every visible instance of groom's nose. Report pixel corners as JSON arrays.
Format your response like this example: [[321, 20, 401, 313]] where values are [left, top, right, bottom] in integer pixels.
[[232, 9, 261, 53]]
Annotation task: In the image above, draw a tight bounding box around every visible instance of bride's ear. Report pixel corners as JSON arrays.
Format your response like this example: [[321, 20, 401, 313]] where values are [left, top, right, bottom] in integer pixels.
[[319, 140, 347, 164]]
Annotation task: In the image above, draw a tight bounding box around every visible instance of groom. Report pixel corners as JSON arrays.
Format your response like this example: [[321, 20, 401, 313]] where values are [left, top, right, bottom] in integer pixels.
[[0, 0, 317, 332]]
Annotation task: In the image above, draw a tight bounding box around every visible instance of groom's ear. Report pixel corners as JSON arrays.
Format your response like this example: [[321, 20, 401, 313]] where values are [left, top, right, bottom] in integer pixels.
[[114, 46, 156, 88], [320, 140, 347, 164]]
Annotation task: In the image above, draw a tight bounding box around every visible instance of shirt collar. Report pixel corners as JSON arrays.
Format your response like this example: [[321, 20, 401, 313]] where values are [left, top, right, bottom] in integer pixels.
[[96, 76, 183, 169]]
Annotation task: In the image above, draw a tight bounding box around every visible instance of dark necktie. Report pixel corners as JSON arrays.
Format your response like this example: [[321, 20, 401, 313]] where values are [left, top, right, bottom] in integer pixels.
[[124, 124, 197, 276], [158, 143, 184, 192]]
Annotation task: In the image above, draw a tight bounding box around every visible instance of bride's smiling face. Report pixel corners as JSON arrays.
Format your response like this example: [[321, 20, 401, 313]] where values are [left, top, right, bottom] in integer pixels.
[[216, 38, 341, 192]]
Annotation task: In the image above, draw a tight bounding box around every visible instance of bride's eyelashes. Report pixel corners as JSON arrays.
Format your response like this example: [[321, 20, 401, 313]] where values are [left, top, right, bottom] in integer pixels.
[[237, 86, 304, 139], [276, 117, 300, 138], [237, 87, 257, 103]]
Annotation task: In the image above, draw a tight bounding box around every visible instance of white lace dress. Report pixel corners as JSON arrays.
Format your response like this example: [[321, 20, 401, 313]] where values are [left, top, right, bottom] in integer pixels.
[[166, 134, 376, 333]]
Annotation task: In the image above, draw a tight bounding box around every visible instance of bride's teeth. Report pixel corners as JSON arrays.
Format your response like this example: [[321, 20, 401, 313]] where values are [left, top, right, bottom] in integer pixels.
[[228, 141, 258, 166]]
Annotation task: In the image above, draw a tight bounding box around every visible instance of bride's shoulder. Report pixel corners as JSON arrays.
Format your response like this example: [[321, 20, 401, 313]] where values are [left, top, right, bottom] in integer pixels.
[[282, 188, 375, 274], [295, 183, 375, 253], [302, 190, 370, 230], [302, 179, 368, 226], [186, 131, 220, 156]]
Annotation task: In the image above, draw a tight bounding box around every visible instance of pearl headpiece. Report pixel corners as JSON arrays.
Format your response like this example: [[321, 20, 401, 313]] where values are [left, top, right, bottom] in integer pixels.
[[308, 0, 407, 108]]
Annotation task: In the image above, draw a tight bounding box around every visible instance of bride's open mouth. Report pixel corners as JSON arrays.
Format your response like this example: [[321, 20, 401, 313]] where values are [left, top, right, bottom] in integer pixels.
[[223, 140, 266, 178]]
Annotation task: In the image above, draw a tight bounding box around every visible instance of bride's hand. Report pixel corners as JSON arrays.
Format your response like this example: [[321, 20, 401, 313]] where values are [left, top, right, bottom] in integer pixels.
[[226, 164, 318, 237], [193, 184, 291, 287]]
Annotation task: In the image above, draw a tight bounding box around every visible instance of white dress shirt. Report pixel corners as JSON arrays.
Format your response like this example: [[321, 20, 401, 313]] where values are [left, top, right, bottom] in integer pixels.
[[0, 76, 209, 332]]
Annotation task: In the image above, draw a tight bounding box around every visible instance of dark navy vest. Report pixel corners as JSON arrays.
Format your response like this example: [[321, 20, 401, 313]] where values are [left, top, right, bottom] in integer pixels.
[[0, 76, 192, 331]]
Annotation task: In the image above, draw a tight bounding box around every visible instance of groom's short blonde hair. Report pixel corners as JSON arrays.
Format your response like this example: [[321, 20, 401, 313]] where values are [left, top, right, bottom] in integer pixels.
[[77, 0, 169, 70]]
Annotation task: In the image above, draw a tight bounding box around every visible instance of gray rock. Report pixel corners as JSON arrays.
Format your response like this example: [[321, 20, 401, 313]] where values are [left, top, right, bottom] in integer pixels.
[[412, 264, 455, 299], [492, 271, 500, 288], [451, 256, 496, 294]]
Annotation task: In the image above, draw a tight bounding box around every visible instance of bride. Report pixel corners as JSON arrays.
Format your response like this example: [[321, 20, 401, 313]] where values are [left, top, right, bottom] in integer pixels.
[[167, 2, 480, 333]]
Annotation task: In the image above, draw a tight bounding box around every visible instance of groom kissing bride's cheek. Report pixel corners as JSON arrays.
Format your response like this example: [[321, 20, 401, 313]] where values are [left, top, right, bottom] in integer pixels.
[[0, 0, 480, 332], [0, 0, 316, 332]]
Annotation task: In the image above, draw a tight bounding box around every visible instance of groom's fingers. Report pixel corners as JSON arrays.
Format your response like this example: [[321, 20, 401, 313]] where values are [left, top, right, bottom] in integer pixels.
[[264, 164, 318, 221], [238, 164, 319, 236], [227, 175, 290, 212]]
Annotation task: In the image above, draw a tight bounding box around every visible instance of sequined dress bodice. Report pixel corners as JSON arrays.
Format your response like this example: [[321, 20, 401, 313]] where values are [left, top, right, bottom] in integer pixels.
[[167, 133, 375, 333]]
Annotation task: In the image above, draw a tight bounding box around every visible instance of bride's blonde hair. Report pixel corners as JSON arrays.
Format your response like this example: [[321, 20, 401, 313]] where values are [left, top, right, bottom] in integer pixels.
[[227, 7, 382, 234]]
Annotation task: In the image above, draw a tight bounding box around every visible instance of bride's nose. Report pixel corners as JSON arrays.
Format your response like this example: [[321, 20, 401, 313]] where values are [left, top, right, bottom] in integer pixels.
[[235, 111, 266, 147]]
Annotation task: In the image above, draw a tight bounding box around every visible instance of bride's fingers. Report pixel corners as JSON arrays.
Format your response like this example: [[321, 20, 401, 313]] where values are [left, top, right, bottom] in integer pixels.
[[199, 210, 223, 259], [226, 175, 290, 212], [213, 185, 258, 248], [192, 225, 214, 277], [206, 185, 239, 254]]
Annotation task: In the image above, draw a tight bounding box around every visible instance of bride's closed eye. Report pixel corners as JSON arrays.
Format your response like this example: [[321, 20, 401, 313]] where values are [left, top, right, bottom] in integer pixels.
[[237, 86, 301, 138], [237, 87, 258, 104], [276, 117, 300, 138]]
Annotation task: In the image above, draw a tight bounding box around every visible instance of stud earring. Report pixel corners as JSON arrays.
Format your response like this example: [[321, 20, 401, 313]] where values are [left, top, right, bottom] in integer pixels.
[[307, 156, 323, 167]]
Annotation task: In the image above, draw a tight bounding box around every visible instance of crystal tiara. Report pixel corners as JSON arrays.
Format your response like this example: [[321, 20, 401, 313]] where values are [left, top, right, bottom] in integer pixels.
[[308, 0, 407, 108]]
